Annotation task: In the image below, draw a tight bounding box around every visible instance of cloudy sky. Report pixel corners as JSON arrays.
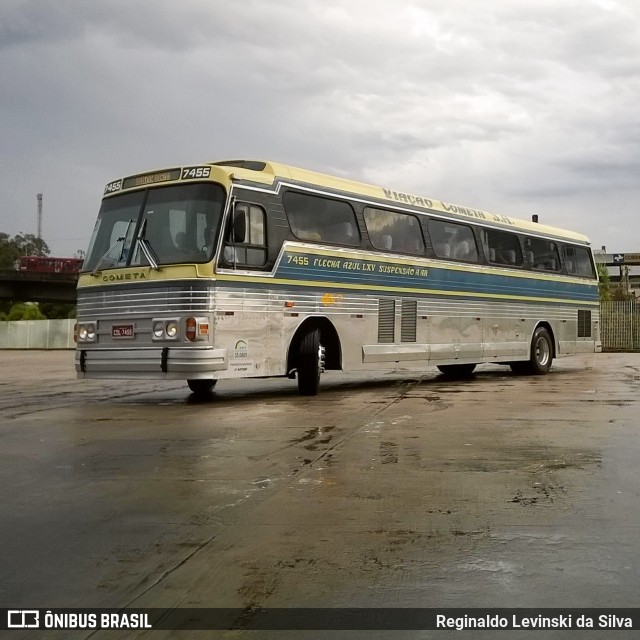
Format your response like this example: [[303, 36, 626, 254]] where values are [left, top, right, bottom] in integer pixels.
[[1, 0, 639, 256]]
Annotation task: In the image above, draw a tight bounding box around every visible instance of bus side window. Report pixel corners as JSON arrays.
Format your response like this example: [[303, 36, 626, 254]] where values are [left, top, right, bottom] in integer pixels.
[[363, 207, 425, 255], [526, 237, 560, 271], [428, 218, 477, 262], [223, 203, 267, 268], [564, 245, 595, 278], [485, 229, 522, 266], [283, 191, 359, 246]]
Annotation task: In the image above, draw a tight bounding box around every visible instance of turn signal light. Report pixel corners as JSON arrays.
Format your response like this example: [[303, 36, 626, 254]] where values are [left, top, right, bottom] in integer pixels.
[[185, 317, 210, 342], [186, 317, 197, 341]]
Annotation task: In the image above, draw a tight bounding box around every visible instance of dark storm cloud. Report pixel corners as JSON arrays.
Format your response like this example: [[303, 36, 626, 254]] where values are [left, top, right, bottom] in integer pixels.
[[0, 1, 83, 49], [1, 0, 639, 254]]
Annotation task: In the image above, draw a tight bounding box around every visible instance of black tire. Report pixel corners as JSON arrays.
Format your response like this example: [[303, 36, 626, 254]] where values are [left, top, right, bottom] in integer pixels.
[[510, 327, 553, 375], [437, 363, 477, 377], [297, 328, 324, 396], [187, 379, 217, 395]]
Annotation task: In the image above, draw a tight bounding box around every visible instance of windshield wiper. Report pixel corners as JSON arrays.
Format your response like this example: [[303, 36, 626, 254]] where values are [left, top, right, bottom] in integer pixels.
[[136, 217, 160, 270], [91, 219, 133, 277]]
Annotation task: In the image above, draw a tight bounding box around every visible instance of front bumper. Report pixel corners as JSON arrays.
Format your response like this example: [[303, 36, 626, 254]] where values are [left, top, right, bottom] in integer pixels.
[[75, 347, 228, 379]]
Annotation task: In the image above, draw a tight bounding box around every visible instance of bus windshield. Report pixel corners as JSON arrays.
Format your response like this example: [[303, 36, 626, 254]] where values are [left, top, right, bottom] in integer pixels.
[[83, 183, 226, 271]]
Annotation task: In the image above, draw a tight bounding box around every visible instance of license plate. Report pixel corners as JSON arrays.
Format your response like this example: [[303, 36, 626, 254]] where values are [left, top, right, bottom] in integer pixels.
[[112, 324, 134, 338]]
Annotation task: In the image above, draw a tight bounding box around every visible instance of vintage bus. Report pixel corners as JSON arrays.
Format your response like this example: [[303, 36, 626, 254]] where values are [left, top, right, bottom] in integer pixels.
[[75, 160, 600, 395]]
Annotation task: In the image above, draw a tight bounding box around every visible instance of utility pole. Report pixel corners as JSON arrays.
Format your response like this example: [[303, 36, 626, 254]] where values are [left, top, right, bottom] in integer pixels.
[[36, 192, 43, 242]]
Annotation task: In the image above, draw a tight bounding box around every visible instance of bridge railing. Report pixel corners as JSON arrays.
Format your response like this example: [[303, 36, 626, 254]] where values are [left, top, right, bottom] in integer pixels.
[[0, 319, 76, 349]]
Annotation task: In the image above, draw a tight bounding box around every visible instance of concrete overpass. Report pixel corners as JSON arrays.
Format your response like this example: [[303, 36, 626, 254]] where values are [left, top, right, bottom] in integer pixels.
[[594, 251, 640, 296], [0, 270, 78, 303]]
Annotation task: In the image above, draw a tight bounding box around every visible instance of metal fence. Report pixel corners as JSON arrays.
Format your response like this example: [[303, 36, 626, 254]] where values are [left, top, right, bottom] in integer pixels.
[[0, 319, 76, 349], [600, 300, 640, 352]]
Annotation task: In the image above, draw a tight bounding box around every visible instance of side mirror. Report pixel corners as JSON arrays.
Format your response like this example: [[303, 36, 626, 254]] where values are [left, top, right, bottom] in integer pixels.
[[232, 208, 247, 243]]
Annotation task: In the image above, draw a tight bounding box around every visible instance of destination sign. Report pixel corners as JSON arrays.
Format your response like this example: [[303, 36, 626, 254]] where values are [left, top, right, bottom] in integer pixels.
[[122, 169, 181, 190]]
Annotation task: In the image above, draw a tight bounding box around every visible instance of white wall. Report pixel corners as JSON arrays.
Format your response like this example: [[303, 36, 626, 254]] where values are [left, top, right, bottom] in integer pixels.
[[0, 319, 76, 349]]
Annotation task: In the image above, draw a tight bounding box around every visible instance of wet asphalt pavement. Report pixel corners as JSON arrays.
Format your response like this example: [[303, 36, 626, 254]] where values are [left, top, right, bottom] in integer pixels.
[[0, 351, 639, 639]]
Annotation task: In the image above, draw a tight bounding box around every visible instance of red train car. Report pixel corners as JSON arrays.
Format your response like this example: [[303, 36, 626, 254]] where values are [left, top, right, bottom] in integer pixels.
[[15, 256, 84, 273]]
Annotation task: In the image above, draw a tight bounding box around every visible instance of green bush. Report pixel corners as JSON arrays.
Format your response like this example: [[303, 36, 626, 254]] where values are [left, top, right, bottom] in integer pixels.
[[39, 303, 77, 319], [7, 303, 46, 321]]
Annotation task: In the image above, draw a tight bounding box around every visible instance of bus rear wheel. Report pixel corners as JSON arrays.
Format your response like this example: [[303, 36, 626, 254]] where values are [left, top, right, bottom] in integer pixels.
[[437, 363, 476, 377], [187, 379, 217, 395], [297, 328, 325, 396], [510, 327, 553, 375]]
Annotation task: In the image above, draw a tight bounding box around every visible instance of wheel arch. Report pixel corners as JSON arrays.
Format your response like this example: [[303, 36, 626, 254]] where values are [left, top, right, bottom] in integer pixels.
[[287, 317, 341, 375]]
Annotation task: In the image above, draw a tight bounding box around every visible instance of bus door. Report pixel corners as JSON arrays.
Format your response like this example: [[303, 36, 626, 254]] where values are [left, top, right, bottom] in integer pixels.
[[216, 200, 284, 377]]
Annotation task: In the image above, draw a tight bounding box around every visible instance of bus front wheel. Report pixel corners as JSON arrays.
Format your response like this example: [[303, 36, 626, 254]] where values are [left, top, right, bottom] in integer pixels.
[[510, 327, 553, 375], [297, 328, 325, 396], [187, 379, 217, 395]]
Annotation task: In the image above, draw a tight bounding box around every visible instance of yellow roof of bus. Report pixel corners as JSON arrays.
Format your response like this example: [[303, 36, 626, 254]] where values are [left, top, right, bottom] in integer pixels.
[[219, 160, 591, 245]]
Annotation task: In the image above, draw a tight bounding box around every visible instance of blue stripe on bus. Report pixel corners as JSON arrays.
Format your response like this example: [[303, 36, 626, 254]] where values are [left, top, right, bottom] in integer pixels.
[[275, 255, 598, 303]]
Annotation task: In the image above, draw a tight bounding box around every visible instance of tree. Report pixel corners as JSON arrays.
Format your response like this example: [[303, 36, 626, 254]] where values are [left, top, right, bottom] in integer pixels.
[[597, 261, 635, 301], [14, 233, 50, 257], [596, 262, 612, 301], [612, 265, 636, 301], [0, 232, 19, 269], [39, 302, 76, 319], [7, 303, 46, 321], [0, 232, 50, 269]]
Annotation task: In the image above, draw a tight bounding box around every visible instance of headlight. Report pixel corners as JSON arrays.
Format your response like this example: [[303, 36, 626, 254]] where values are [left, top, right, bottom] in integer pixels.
[[166, 321, 178, 338], [77, 323, 97, 343], [152, 318, 179, 340], [153, 321, 165, 339]]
